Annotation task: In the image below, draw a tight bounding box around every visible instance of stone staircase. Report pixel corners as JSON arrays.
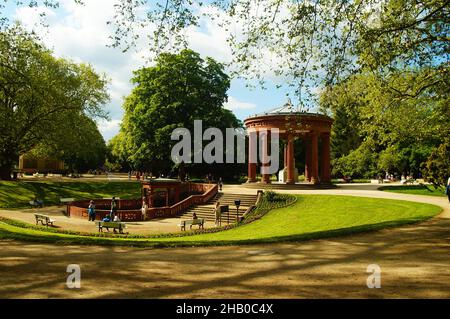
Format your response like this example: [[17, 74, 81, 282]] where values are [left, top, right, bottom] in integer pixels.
[[178, 192, 258, 223]]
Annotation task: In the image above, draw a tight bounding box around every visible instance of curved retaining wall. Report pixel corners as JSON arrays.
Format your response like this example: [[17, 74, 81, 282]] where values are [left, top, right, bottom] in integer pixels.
[[67, 183, 218, 221]]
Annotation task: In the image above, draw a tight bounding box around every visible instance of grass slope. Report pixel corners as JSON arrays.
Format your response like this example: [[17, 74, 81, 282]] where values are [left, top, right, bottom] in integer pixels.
[[0, 181, 141, 208], [379, 185, 446, 197], [0, 195, 442, 247]]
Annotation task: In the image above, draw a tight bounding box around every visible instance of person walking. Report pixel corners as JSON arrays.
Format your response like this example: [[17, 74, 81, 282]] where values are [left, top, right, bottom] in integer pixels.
[[110, 197, 117, 220], [88, 200, 96, 221], [214, 201, 221, 227], [141, 197, 148, 221], [218, 177, 223, 191]]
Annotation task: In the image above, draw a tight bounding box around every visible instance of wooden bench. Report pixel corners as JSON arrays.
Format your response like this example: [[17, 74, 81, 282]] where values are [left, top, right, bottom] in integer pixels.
[[34, 213, 55, 227], [29, 200, 44, 208], [96, 221, 127, 234], [60, 198, 75, 205], [178, 218, 205, 231]]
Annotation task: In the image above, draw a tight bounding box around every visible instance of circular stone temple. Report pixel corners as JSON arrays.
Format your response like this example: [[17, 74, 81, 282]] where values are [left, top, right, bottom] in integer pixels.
[[244, 100, 333, 184]]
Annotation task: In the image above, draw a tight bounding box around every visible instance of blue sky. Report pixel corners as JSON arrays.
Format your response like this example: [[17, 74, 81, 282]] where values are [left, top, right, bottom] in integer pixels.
[[8, 0, 300, 141]]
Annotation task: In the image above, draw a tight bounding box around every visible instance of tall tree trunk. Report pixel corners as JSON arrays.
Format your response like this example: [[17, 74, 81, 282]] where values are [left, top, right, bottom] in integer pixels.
[[0, 163, 12, 180], [0, 147, 18, 180]]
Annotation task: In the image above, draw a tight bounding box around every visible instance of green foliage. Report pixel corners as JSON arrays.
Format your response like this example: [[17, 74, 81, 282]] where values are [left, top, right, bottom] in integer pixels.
[[422, 140, 450, 186], [104, 1, 449, 106], [332, 142, 379, 179], [111, 49, 243, 178], [264, 190, 277, 202], [0, 181, 141, 208], [0, 25, 109, 179], [377, 145, 402, 174], [322, 69, 448, 179], [30, 115, 107, 172], [1, 1, 448, 105]]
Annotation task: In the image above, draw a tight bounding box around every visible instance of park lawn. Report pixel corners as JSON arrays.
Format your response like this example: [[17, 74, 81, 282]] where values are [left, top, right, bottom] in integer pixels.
[[0, 181, 142, 208], [379, 185, 447, 197], [0, 195, 442, 247]]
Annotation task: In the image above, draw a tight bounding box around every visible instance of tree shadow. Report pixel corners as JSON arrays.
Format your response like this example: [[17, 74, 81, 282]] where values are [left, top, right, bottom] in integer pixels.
[[1, 217, 450, 298]]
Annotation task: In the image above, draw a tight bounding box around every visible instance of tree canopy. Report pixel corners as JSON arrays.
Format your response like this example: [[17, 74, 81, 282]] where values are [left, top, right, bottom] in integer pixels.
[[105, 0, 450, 106], [0, 25, 109, 179], [30, 113, 107, 173], [2, 1, 447, 106], [111, 49, 243, 179], [320, 68, 449, 182]]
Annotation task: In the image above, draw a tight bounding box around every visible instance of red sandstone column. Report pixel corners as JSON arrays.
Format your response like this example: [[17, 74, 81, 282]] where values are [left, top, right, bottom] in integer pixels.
[[247, 129, 257, 183], [261, 130, 271, 184], [286, 134, 295, 184], [305, 137, 312, 182], [310, 133, 319, 184], [321, 133, 331, 183]]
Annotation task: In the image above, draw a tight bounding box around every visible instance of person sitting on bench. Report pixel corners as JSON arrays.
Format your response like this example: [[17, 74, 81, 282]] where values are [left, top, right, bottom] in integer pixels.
[[31, 196, 44, 208]]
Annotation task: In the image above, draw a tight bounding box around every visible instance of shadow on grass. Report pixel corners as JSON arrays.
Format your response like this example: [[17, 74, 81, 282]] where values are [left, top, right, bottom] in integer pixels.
[[379, 185, 446, 196], [0, 215, 435, 248], [0, 181, 141, 208]]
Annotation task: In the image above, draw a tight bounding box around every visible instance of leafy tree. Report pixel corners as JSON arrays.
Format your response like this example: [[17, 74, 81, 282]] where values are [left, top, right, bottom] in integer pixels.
[[377, 145, 402, 174], [0, 25, 109, 179], [30, 114, 107, 172], [106, 132, 133, 172], [422, 140, 450, 186], [322, 68, 448, 179], [332, 141, 379, 179], [106, 0, 449, 106], [3, 1, 447, 105], [112, 49, 243, 179]]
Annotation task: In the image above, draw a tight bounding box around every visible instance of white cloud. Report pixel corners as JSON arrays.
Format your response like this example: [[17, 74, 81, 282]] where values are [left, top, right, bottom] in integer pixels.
[[224, 96, 257, 111], [13, 2, 285, 140], [14, 0, 147, 123], [97, 119, 121, 142]]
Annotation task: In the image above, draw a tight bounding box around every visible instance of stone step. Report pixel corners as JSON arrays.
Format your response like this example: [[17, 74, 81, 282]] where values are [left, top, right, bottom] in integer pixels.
[[177, 192, 258, 220]]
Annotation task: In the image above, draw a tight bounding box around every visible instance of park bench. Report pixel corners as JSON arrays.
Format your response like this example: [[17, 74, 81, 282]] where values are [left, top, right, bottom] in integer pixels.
[[60, 198, 75, 205], [29, 199, 44, 208], [178, 218, 205, 231], [96, 221, 127, 234], [34, 213, 55, 227]]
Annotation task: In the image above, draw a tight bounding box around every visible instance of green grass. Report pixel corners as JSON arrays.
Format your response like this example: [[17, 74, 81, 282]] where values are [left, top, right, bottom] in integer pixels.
[[0, 181, 141, 208], [332, 179, 371, 184], [0, 195, 442, 247], [379, 185, 447, 197]]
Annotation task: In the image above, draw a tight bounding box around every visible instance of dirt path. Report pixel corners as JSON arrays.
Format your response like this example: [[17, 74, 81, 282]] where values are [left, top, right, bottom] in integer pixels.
[[0, 185, 449, 298], [0, 207, 217, 234]]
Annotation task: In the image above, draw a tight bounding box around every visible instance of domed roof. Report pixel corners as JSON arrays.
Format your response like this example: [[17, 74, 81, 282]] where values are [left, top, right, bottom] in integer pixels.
[[247, 98, 321, 119], [264, 98, 297, 114]]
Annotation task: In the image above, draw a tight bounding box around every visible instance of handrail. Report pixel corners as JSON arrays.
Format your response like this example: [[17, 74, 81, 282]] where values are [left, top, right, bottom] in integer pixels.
[[67, 182, 218, 221], [145, 183, 218, 218]]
